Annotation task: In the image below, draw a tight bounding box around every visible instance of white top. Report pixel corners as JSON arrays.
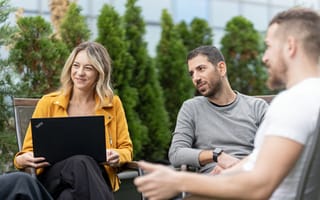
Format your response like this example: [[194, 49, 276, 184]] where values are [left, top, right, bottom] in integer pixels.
[[243, 78, 320, 200]]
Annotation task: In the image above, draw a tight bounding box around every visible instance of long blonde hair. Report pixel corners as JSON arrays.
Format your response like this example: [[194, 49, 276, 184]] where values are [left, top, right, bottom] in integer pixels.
[[60, 41, 114, 107]]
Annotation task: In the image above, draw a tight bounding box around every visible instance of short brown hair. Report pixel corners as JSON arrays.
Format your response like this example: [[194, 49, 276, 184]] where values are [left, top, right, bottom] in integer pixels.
[[269, 8, 320, 62], [187, 45, 225, 66]]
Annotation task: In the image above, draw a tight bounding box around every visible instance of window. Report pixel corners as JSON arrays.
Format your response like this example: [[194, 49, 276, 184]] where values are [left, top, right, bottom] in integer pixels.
[[174, 0, 209, 23]]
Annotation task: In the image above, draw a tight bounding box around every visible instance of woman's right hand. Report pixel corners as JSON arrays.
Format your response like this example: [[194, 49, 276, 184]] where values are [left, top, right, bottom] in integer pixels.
[[15, 152, 50, 169]]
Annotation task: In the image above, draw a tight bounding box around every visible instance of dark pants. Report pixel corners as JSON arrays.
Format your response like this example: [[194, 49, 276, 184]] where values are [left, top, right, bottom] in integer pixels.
[[38, 155, 114, 200], [0, 171, 53, 200]]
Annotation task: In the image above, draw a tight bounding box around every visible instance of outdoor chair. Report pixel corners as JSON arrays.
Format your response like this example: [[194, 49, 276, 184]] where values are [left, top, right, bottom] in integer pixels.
[[294, 109, 320, 200], [12, 97, 144, 200]]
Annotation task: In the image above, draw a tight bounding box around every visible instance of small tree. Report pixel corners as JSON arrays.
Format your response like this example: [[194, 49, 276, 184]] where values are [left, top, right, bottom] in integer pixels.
[[156, 9, 194, 131], [123, 0, 171, 161], [9, 16, 69, 97], [0, 0, 16, 130], [0, 0, 19, 172], [96, 4, 148, 159], [59, 2, 91, 51], [220, 16, 269, 95], [177, 17, 213, 52], [176, 21, 191, 50]]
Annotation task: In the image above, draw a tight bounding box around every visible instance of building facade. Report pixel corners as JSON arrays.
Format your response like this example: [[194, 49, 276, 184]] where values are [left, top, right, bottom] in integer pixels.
[[6, 0, 320, 56]]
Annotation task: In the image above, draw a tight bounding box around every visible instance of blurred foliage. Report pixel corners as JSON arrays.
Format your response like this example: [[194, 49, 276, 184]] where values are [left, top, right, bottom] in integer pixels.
[[0, 129, 18, 173], [96, 4, 148, 160], [156, 9, 194, 131], [176, 17, 213, 52], [60, 2, 91, 51], [123, 0, 171, 161], [220, 16, 270, 95], [0, 0, 17, 173], [9, 16, 69, 97]]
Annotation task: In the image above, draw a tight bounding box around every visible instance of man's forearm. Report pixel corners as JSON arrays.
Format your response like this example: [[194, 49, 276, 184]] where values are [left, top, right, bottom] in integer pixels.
[[178, 169, 269, 200], [199, 150, 213, 166]]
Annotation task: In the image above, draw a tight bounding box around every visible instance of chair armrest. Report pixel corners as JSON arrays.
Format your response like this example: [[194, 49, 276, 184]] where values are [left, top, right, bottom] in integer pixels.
[[183, 194, 218, 200], [117, 161, 142, 180], [122, 161, 139, 170], [22, 167, 37, 178]]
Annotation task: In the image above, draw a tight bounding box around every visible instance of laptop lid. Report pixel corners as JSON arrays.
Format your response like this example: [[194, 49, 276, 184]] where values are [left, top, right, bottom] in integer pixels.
[[31, 115, 106, 164]]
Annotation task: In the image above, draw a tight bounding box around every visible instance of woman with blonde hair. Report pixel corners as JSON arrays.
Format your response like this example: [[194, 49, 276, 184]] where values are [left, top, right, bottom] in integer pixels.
[[14, 41, 133, 200]]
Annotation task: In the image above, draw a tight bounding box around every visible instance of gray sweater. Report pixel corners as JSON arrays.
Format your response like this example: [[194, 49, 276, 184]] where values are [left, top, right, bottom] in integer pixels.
[[168, 92, 268, 173]]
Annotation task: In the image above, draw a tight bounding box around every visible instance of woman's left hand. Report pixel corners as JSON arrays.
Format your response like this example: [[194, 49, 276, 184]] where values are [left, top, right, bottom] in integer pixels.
[[106, 149, 120, 166]]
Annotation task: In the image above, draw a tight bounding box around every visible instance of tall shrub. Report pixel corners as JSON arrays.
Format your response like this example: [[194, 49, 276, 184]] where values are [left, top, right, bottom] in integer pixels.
[[177, 17, 213, 51], [156, 9, 193, 131], [59, 2, 91, 51], [0, 0, 15, 131], [220, 16, 269, 95], [9, 16, 69, 97], [123, 0, 171, 161], [0, 0, 18, 172], [96, 4, 148, 159], [176, 21, 191, 51]]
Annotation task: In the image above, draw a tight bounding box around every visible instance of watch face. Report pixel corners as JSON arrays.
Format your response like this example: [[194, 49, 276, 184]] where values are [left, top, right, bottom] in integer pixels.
[[214, 148, 223, 154], [213, 148, 223, 162]]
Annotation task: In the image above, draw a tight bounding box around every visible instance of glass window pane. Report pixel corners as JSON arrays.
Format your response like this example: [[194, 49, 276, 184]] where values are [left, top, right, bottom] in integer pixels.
[[174, 0, 208, 23], [138, 0, 171, 22], [10, 0, 40, 11], [295, 0, 320, 9], [271, 0, 295, 6], [210, 0, 239, 28], [242, 3, 268, 31]]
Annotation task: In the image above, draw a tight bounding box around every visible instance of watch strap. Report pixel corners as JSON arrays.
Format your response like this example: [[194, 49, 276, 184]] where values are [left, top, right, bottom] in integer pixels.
[[212, 148, 223, 162]]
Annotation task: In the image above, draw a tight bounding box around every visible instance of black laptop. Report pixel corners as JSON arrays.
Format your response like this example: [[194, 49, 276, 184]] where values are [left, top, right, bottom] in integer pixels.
[[31, 115, 106, 164]]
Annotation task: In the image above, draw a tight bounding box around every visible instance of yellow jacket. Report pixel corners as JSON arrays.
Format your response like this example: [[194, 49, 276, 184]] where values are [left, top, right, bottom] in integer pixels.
[[14, 91, 133, 191]]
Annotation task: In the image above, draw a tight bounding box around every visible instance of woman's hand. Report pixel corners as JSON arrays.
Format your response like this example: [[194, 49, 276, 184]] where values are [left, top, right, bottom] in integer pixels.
[[106, 149, 120, 166], [15, 152, 50, 169]]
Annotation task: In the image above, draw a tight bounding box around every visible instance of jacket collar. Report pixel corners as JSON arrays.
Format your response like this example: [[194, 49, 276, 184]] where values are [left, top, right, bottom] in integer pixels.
[[52, 92, 113, 109], [52, 92, 114, 124]]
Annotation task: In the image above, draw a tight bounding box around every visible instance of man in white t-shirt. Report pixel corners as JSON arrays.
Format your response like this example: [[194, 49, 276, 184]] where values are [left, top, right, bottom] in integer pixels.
[[134, 7, 320, 200]]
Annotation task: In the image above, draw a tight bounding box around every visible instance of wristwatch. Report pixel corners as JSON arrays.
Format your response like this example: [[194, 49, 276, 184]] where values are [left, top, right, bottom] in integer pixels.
[[212, 148, 223, 162]]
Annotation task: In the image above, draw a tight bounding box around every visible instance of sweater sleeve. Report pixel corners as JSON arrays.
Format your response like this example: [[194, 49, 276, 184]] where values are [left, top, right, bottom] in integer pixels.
[[168, 100, 202, 168]]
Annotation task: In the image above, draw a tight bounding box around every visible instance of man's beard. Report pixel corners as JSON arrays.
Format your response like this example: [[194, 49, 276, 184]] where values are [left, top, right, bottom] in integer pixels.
[[267, 76, 285, 90], [267, 62, 287, 90], [202, 80, 223, 98]]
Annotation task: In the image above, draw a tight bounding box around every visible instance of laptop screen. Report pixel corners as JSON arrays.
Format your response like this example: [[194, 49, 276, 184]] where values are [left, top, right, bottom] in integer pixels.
[[31, 115, 106, 164]]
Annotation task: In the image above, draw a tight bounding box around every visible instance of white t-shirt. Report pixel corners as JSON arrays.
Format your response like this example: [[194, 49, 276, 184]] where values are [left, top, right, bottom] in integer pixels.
[[243, 78, 320, 200]]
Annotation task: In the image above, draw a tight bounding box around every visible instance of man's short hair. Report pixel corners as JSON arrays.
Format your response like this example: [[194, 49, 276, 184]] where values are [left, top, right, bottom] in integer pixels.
[[187, 45, 225, 66], [269, 8, 320, 63]]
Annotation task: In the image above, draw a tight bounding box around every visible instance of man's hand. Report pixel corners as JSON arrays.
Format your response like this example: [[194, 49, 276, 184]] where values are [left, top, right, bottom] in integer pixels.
[[134, 161, 181, 200]]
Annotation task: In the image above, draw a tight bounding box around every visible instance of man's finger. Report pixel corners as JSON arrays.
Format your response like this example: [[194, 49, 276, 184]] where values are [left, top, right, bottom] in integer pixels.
[[137, 161, 159, 173]]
